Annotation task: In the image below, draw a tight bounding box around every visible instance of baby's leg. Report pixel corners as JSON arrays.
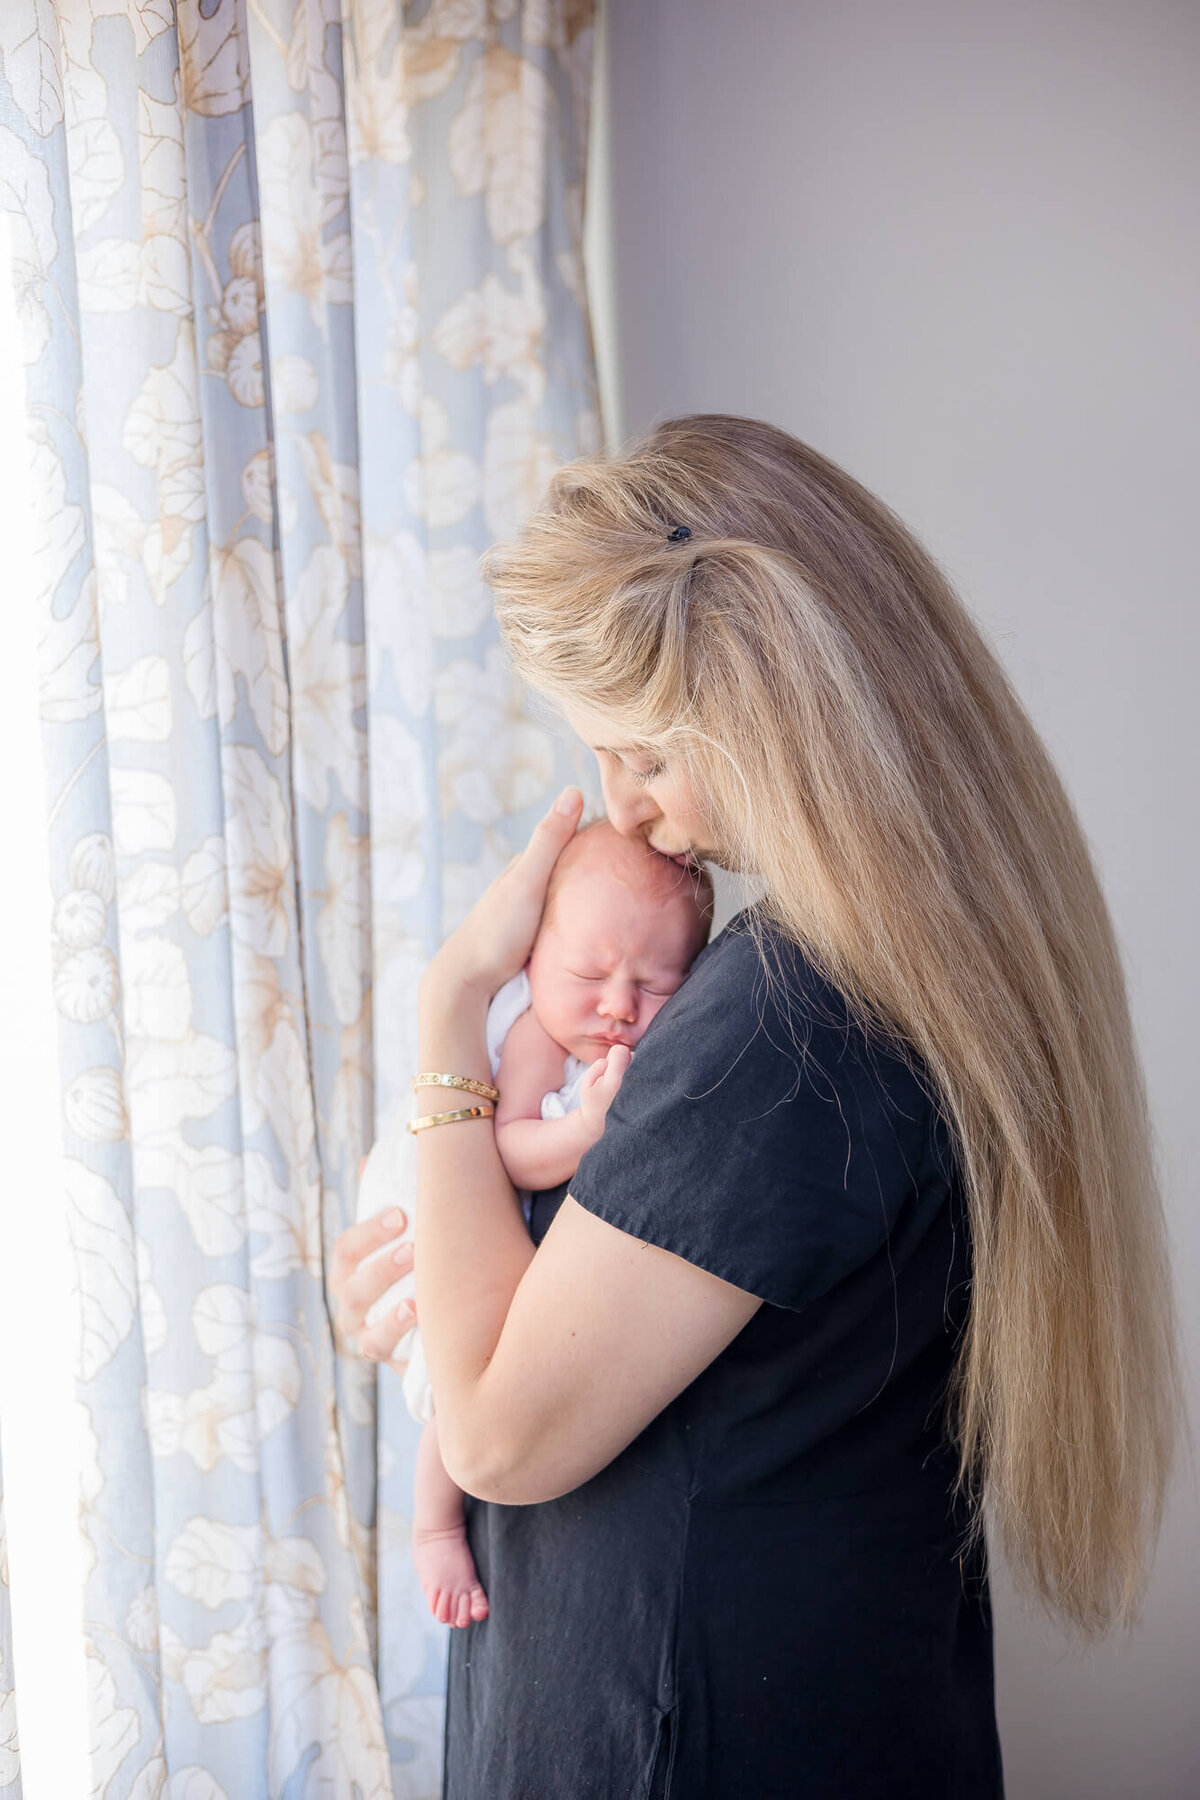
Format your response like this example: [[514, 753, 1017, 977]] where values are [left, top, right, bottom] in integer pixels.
[[411, 1413, 490, 1630]]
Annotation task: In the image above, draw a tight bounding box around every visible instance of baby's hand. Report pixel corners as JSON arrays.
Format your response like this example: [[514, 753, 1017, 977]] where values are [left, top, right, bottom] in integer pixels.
[[579, 1044, 632, 1138]]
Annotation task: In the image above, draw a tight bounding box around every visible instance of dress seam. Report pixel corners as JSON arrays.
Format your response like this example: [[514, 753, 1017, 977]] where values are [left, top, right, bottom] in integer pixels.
[[664, 1489, 691, 1719]]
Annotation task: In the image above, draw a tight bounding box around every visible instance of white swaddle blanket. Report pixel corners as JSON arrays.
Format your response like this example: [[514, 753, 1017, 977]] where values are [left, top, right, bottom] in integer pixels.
[[353, 968, 589, 1424]]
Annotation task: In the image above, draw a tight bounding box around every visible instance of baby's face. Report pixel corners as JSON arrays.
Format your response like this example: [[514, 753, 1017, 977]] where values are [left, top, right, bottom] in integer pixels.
[[526, 864, 703, 1065]]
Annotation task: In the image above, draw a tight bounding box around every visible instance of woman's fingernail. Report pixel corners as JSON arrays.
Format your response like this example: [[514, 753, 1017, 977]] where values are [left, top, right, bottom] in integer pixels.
[[393, 1244, 411, 1263], [554, 787, 581, 815], [383, 1208, 404, 1230]]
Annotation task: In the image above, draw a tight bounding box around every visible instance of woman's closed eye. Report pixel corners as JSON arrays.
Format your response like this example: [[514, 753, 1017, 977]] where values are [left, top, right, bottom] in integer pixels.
[[624, 762, 665, 787]]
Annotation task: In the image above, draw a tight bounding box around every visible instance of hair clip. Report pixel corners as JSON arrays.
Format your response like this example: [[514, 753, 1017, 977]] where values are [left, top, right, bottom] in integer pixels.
[[666, 524, 691, 542]]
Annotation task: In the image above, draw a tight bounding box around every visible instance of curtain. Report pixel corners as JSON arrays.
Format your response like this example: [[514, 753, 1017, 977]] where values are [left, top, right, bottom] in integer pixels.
[[0, 2, 600, 1793], [0, 1441, 20, 1798]]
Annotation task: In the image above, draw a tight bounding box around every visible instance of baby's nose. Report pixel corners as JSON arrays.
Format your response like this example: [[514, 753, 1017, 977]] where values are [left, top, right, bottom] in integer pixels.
[[598, 984, 638, 1022]]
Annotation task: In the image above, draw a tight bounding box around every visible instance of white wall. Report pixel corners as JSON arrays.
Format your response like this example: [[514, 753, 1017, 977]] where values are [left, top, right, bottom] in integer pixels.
[[584, 2, 1200, 1794]]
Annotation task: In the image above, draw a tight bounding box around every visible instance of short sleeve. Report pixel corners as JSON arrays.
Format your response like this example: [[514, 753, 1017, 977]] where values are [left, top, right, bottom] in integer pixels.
[[566, 914, 937, 1313]]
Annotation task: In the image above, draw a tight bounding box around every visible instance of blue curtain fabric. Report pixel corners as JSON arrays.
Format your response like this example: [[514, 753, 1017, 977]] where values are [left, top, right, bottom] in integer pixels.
[[0, 2, 599, 1792]]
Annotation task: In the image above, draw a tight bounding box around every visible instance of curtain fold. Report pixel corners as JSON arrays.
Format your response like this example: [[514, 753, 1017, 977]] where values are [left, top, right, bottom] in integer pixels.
[[0, 1441, 21, 1798], [0, 2, 600, 1792]]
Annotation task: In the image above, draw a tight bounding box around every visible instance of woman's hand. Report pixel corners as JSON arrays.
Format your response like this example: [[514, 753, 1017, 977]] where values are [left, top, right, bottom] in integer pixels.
[[424, 787, 584, 1002], [329, 1202, 418, 1369]]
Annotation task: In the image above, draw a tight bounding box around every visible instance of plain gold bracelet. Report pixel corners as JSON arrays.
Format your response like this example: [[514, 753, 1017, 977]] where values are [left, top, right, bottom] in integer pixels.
[[409, 1072, 500, 1103], [406, 1103, 495, 1135]]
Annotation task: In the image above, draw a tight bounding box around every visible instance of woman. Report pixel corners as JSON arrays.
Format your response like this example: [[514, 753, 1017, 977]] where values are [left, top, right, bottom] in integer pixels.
[[331, 415, 1182, 1797]]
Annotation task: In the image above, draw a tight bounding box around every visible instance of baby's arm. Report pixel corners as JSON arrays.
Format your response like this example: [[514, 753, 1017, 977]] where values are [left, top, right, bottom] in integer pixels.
[[494, 1008, 611, 1191]]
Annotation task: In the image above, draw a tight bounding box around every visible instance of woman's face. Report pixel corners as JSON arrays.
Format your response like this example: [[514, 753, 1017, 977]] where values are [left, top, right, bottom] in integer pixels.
[[559, 701, 727, 869]]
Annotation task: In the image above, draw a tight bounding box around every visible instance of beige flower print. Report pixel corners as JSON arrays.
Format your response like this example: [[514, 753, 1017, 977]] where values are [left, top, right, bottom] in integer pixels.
[[204, 222, 266, 408], [482, 394, 560, 542], [0, 7, 65, 137], [287, 545, 368, 816], [257, 110, 351, 328], [368, 714, 429, 905], [83, 1637, 141, 1795], [64, 1158, 137, 1383], [158, 1606, 267, 1727], [122, 319, 206, 602], [402, 394, 480, 529], [381, 262, 420, 412], [436, 644, 556, 823], [317, 812, 370, 1029], [0, 123, 57, 362], [223, 744, 292, 957], [296, 431, 362, 577], [64, 1066, 129, 1143], [144, 1284, 301, 1477], [362, 533, 432, 714], [447, 46, 555, 245], [344, 0, 467, 168], [202, 536, 290, 758], [433, 240, 547, 406], [124, 1584, 159, 1655], [179, 0, 250, 118]]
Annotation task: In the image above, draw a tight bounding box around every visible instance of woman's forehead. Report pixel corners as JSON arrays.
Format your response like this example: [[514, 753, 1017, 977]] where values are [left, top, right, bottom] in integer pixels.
[[558, 699, 638, 755]]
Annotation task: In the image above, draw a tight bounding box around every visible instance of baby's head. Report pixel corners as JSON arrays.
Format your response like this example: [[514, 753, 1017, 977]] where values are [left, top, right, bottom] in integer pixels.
[[527, 818, 714, 1064]]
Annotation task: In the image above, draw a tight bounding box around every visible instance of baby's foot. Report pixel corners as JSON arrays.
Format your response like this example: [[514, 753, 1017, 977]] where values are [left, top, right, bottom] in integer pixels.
[[412, 1522, 490, 1629]]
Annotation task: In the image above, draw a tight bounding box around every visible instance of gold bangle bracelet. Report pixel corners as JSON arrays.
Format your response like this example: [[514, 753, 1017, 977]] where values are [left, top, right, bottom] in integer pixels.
[[409, 1072, 500, 1103], [406, 1103, 495, 1135]]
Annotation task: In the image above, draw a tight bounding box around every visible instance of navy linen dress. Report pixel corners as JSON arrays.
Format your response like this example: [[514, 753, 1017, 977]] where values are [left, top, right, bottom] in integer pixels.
[[443, 905, 1004, 1798]]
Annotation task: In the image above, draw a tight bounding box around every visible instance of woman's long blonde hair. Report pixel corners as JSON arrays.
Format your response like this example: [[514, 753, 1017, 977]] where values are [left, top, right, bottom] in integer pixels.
[[483, 412, 1185, 1638]]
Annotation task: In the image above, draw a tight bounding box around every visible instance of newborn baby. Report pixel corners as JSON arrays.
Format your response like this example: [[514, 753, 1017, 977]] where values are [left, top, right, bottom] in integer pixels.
[[355, 818, 714, 1630]]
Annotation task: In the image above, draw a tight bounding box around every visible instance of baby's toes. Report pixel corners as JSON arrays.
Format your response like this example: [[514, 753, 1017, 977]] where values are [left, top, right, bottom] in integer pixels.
[[433, 1588, 452, 1626], [455, 1589, 475, 1629], [469, 1584, 489, 1622]]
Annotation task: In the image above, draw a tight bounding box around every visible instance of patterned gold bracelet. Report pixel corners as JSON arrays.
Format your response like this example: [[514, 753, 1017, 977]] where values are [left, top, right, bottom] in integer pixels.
[[409, 1072, 500, 1103], [406, 1103, 495, 1135]]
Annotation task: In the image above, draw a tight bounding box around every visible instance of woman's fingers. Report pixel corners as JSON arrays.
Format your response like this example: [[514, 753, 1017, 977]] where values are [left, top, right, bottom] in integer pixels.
[[520, 787, 584, 887], [433, 787, 586, 994], [500, 784, 582, 921], [339, 1241, 415, 1338], [330, 1209, 407, 1292], [357, 1301, 417, 1364]]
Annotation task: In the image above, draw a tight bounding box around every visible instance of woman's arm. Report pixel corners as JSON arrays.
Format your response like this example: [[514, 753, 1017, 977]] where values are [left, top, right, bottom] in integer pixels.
[[414, 795, 761, 1503], [335, 790, 761, 1500], [327, 795, 589, 1369]]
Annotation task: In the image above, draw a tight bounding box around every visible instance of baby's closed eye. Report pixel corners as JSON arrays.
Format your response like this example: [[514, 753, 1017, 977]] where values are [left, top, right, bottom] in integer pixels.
[[568, 970, 679, 998]]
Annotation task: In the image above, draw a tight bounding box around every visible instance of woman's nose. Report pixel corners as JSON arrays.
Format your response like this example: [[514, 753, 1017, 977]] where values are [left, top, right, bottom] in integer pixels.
[[600, 767, 657, 837]]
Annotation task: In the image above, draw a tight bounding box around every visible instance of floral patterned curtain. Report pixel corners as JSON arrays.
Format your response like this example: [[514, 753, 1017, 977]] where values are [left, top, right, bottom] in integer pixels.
[[0, 2, 600, 1793]]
